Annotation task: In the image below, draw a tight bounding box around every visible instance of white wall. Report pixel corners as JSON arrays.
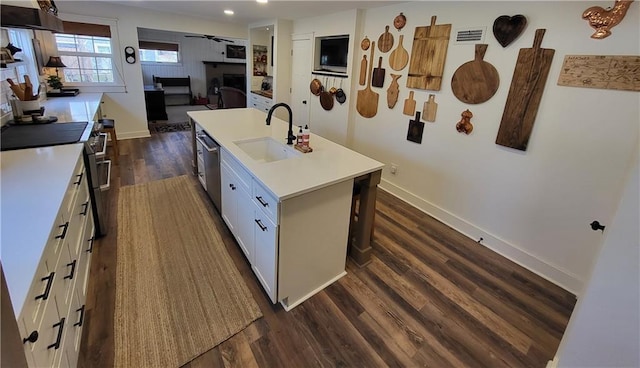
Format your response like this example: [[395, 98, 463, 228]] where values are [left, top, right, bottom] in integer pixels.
[[293, 9, 361, 145], [295, 1, 639, 293], [54, 1, 247, 139], [554, 148, 639, 367]]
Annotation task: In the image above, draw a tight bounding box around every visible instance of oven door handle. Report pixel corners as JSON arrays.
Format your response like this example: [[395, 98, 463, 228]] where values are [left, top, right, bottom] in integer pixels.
[[196, 135, 218, 153]]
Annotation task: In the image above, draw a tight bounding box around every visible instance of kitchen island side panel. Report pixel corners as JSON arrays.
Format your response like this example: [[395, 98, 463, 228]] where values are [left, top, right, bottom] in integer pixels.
[[278, 179, 353, 309]]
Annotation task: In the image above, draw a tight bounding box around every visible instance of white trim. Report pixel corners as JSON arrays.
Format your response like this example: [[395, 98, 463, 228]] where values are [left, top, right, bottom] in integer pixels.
[[379, 179, 583, 294], [280, 270, 347, 311], [546, 356, 559, 368], [116, 129, 151, 140]]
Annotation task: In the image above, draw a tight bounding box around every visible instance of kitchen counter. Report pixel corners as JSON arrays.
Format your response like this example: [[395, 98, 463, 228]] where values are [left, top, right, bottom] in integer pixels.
[[188, 108, 383, 201], [0, 143, 86, 312], [251, 90, 272, 99], [188, 107, 383, 266], [41, 93, 103, 122]]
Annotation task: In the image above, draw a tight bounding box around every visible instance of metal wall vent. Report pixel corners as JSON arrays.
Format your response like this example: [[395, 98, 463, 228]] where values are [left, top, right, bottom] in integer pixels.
[[455, 27, 486, 44]]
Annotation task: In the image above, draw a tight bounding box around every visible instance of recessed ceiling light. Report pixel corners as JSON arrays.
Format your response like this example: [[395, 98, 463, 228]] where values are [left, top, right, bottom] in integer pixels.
[[257, 0, 268, 3], [224, 9, 234, 15]]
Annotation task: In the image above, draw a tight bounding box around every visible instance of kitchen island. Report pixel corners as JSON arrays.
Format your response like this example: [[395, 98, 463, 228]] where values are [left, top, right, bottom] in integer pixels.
[[188, 108, 383, 310]]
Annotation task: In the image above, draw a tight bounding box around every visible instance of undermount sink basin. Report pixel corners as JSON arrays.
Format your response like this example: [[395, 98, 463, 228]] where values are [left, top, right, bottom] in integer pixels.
[[234, 137, 301, 163]]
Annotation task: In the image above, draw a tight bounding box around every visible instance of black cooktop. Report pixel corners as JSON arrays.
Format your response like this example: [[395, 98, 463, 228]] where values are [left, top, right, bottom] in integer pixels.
[[0, 122, 88, 152]]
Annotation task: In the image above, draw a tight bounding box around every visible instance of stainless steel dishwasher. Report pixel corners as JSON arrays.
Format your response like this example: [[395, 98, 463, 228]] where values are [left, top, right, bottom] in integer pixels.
[[195, 129, 221, 211]]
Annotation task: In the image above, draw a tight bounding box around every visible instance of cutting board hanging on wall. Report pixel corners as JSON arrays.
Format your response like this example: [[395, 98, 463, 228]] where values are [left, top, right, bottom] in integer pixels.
[[387, 74, 401, 108], [356, 41, 379, 118], [389, 35, 409, 71], [372, 57, 386, 87], [451, 44, 499, 104], [496, 29, 555, 151], [407, 16, 452, 91]]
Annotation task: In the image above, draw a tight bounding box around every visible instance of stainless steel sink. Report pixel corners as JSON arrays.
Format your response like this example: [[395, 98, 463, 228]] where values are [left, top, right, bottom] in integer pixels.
[[234, 137, 301, 163]]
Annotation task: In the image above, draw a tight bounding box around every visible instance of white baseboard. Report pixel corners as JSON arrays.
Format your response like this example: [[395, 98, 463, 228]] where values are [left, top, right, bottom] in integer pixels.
[[281, 271, 347, 312], [116, 130, 151, 140], [378, 179, 582, 294], [546, 356, 559, 368]]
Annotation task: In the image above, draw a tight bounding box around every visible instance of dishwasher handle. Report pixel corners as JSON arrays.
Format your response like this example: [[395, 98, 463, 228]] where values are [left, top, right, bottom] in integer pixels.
[[196, 134, 219, 153]]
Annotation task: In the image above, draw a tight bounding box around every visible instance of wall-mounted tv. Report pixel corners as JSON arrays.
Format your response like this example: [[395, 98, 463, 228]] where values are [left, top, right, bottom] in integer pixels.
[[314, 35, 349, 74]]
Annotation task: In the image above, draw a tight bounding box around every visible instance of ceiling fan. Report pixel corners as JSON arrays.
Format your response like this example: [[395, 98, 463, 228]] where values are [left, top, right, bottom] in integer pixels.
[[184, 34, 234, 43]]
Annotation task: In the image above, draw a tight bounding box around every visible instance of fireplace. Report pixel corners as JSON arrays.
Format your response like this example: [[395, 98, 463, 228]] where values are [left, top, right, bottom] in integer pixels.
[[223, 74, 246, 93]]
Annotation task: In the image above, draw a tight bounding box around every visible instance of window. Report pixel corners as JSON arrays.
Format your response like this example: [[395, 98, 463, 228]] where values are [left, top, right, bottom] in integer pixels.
[[138, 41, 179, 63], [54, 20, 118, 84]]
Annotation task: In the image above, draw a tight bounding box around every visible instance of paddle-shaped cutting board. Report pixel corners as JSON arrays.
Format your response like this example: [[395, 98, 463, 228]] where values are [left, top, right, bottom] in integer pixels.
[[451, 44, 499, 104], [357, 41, 379, 118], [496, 29, 555, 151], [407, 16, 451, 91], [389, 35, 409, 71], [423, 94, 437, 122], [378, 25, 394, 53], [372, 57, 385, 88], [403, 90, 416, 116], [359, 55, 367, 86]]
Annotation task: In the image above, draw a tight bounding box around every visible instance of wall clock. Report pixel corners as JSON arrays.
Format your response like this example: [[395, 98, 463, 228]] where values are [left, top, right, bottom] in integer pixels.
[[124, 46, 136, 64]]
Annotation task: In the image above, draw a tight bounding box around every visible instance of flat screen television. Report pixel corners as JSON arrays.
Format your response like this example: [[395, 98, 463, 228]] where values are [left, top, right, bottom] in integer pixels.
[[315, 35, 349, 74]]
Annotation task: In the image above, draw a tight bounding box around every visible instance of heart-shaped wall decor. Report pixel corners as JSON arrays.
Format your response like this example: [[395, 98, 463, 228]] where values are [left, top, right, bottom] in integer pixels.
[[493, 15, 527, 47]]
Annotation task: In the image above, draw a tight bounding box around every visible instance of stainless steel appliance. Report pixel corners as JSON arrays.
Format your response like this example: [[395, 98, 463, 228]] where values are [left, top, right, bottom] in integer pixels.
[[0, 121, 110, 237], [195, 129, 221, 211]]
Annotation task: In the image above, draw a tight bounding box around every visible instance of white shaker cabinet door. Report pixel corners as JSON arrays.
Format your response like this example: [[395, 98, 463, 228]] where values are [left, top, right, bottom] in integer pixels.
[[252, 210, 278, 303]]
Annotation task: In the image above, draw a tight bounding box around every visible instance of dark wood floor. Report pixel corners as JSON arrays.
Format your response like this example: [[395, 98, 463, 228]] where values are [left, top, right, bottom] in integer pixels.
[[78, 130, 576, 368]]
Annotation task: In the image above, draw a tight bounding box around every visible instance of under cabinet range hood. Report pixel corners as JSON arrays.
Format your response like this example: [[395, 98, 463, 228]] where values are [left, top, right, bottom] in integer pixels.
[[1, 4, 64, 32]]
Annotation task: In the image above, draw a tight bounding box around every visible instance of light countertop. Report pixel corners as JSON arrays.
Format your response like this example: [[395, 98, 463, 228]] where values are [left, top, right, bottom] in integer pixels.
[[41, 93, 103, 123], [0, 144, 85, 313], [188, 108, 384, 200]]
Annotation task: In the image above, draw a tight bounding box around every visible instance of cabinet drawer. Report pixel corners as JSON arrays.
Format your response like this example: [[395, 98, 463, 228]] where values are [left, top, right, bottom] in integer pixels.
[[221, 150, 251, 193], [252, 180, 278, 224], [67, 179, 91, 259], [20, 292, 67, 368], [62, 156, 85, 219]]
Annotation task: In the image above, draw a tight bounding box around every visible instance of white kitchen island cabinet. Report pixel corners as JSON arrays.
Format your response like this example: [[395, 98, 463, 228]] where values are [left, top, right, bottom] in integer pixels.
[[1, 144, 95, 367], [189, 108, 384, 310]]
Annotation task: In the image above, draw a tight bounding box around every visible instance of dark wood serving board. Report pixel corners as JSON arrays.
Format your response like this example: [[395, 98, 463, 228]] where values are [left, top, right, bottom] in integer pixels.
[[407, 16, 451, 91], [496, 29, 555, 151], [451, 44, 499, 104]]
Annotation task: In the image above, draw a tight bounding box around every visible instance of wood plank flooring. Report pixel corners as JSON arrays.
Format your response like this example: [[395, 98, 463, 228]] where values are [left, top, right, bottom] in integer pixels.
[[78, 130, 576, 368]]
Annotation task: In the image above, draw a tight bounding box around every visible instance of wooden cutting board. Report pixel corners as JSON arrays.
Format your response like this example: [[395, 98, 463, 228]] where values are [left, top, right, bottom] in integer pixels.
[[423, 94, 437, 122], [496, 29, 555, 151], [378, 25, 394, 53], [357, 41, 379, 118], [451, 44, 499, 104], [407, 16, 451, 91], [403, 90, 416, 116], [372, 57, 385, 88], [389, 35, 409, 71], [359, 55, 367, 86], [387, 74, 401, 108]]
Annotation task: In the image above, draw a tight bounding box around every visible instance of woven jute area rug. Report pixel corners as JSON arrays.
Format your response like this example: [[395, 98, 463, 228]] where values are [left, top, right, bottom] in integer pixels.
[[115, 175, 262, 367]]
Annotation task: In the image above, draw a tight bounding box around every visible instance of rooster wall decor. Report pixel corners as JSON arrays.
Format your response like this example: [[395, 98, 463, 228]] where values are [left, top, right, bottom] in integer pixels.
[[582, 0, 635, 39]]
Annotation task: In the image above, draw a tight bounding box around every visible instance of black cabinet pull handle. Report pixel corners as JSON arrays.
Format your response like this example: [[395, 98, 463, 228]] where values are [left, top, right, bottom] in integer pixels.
[[55, 222, 69, 239], [23, 331, 38, 344], [64, 260, 77, 280], [81, 201, 90, 216], [255, 196, 269, 207], [74, 305, 85, 327], [229, 184, 236, 190], [47, 318, 65, 350], [254, 219, 268, 231], [87, 237, 95, 253], [35, 272, 55, 300], [74, 172, 84, 185]]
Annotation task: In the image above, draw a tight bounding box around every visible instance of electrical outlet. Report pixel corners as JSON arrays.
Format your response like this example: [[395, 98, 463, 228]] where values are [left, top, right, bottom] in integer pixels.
[[390, 163, 398, 175]]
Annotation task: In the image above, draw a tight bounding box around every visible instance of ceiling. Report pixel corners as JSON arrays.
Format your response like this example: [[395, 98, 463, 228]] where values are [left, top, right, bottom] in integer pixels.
[[101, 1, 403, 25]]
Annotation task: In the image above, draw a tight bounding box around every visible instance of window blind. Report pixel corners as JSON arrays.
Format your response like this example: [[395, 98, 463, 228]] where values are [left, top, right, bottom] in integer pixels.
[[60, 21, 111, 38], [138, 41, 179, 52]]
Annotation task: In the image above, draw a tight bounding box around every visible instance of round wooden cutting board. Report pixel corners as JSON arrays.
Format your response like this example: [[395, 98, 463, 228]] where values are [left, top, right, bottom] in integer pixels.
[[451, 44, 499, 104]]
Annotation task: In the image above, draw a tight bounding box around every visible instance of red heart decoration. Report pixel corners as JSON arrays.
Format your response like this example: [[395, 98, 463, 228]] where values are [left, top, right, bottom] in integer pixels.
[[493, 15, 527, 47]]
